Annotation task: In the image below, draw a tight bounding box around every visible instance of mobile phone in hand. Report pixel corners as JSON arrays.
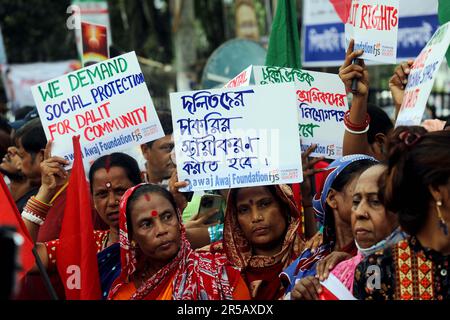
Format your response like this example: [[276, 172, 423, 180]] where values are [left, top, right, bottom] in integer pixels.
[[198, 194, 225, 224]]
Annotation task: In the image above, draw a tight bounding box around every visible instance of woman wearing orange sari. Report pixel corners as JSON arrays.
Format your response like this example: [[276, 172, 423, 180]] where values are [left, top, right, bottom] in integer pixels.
[[207, 184, 305, 300], [108, 183, 250, 300]]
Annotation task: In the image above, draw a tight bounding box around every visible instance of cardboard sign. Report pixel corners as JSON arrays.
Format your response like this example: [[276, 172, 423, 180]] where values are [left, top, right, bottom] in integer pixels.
[[31, 52, 164, 166], [253, 66, 348, 159], [396, 22, 450, 126], [345, 0, 400, 64], [224, 65, 252, 88], [170, 83, 303, 192], [81, 22, 109, 67]]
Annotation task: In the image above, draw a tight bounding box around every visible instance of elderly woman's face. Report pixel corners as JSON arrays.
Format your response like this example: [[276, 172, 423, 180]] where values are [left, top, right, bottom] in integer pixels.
[[130, 192, 181, 264], [235, 186, 287, 254], [351, 165, 398, 248]]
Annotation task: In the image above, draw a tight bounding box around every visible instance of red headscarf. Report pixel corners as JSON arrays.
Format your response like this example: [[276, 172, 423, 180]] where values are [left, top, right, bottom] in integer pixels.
[[221, 184, 305, 299], [108, 183, 239, 300]]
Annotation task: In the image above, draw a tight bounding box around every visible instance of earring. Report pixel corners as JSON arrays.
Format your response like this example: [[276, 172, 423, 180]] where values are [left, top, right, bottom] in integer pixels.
[[436, 200, 448, 236], [131, 240, 138, 248]]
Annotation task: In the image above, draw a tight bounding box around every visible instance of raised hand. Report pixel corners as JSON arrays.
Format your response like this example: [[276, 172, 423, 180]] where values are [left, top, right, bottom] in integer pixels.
[[389, 60, 414, 114], [339, 39, 369, 96], [168, 170, 189, 212], [37, 140, 69, 203]]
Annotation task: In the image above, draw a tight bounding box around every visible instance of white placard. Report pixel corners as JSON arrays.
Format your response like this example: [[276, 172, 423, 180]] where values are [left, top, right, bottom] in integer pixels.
[[31, 52, 164, 166], [253, 66, 348, 159], [396, 22, 450, 126], [170, 83, 303, 192], [345, 0, 400, 64]]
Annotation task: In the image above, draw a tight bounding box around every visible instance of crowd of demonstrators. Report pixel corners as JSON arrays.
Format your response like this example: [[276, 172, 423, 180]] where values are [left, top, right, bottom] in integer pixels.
[[1, 40, 450, 301], [25, 150, 142, 299]]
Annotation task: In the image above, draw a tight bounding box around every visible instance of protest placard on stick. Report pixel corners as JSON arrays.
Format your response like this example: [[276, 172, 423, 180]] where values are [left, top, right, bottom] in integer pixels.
[[31, 51, 164, 167], [170, 83, 303, 192], [396, 22, 450, 126]]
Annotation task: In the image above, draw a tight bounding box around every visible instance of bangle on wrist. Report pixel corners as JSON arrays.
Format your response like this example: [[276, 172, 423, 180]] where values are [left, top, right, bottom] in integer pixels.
[[22, 208, 45, 225], [344, 123, 370, 134], [344, 110, 370, 131]]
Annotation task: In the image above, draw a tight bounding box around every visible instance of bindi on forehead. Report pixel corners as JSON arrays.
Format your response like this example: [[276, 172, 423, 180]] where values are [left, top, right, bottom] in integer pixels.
[[150, 210, 158, 217], [249, 199, 254, 205], [105, 156, 111, 173]]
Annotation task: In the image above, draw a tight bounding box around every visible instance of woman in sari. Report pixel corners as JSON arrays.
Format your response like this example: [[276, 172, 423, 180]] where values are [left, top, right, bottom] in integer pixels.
[[282, 154, 378, 297], [108, 183, 250, 300], [23, 146, 142, 299], [291, 164, 406, 299], [204, 184, 305, 300]]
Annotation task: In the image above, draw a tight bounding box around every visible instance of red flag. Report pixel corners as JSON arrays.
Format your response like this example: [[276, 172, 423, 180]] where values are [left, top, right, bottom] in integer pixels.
[[329, 0, 353, 23], [56, 136, 101, 300], [0, 175, 35, 280]]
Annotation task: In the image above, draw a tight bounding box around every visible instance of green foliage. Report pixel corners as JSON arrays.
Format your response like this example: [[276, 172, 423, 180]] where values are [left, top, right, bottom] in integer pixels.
[[0, 0, 76, 63]]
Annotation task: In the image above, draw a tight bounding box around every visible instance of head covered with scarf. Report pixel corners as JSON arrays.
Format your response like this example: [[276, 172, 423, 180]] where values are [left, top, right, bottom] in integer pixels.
[[223, 184, 305, 270], [312, 154, 378, 241], [108, 183, 238, 300]]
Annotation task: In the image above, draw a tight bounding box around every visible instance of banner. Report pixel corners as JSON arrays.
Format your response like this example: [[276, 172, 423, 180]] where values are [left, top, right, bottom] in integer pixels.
[[2, 61, 80, 112], [396, 22, 450, 126], [170, 83, 303, 192], [31, 52, 164, 166], [253, 66, 348, 159], [345, 0, 399, 64], [81, 22, 109, 67], [303, 0, 439, 66]]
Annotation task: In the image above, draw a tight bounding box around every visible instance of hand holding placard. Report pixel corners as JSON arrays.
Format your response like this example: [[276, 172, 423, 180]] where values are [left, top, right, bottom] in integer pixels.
[[339, 39, 369, 96]]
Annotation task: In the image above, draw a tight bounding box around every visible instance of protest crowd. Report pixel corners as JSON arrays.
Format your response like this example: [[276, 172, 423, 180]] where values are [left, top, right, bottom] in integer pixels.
[[1, 0, 450, 302]]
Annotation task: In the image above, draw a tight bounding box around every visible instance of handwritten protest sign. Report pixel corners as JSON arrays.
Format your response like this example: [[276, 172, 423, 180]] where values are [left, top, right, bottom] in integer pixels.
[[224, 65, 252, 88], [170, 83, 303, 192], [396, 22, 450, 126], [31, 52, 164, 166], [253, 66, 348, 159], [345, 0, 400, 64], [81, 22, 109, 67]]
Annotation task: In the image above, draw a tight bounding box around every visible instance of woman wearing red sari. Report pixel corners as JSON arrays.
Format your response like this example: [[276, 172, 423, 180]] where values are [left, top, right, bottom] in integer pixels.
[[108, 183, 250, 300], [205, 184, 305, 300]]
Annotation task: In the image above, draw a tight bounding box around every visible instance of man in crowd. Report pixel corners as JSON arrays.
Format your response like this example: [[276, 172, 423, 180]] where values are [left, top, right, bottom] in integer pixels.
[[140, 110, 175, 187]]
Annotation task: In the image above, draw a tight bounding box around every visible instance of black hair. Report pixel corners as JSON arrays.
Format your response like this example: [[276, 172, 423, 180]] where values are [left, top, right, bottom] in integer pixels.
[[366, 104, 394, 144], [14, 106, 35, 121], [88, 153, 142, 193], [145, 111, 173, 148], [19, 118, 46, 160], [0, 116, 11, 135], [323, 159, 378, 243], [384, 126, 450, 235], [125, 184, 178, 237]]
